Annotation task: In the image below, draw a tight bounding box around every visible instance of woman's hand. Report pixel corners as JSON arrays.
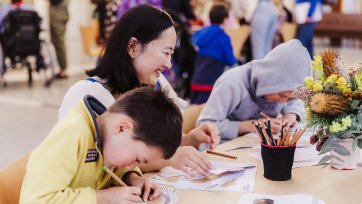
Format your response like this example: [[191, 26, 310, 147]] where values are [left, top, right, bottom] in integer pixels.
[[184, 123, 221, 150], [125, 172, 160, 202], [168, 146, 212, 177]]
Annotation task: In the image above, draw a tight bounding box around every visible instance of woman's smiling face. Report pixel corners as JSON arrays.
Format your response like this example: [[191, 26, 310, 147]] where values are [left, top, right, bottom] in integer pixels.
[[131, 26, 177, 85]]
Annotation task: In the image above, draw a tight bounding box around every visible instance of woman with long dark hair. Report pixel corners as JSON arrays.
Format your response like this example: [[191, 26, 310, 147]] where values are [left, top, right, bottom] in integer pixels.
[[59, 5, 220, 177]]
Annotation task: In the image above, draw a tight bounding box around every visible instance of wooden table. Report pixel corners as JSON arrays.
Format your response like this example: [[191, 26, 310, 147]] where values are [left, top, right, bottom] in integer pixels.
[[148, 134, 362, 204]]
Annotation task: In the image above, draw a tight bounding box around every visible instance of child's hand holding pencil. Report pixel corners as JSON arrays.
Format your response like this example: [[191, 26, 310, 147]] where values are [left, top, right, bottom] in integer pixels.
[[102, 166, 160, 203]]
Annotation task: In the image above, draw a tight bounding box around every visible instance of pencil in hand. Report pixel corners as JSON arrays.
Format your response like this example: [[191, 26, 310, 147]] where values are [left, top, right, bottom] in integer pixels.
[[102, 166, 127, 187], [259, 111, 270, 118], [102, 166, 146, 203]]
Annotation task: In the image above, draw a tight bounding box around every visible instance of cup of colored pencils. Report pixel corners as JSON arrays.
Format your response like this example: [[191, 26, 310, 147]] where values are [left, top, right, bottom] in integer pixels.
[[252, 119, 306, 181]]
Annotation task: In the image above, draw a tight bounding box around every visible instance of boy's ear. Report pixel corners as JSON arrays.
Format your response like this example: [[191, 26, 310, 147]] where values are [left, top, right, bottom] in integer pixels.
[[117, 120, 134, 133], [127, 37, 142, 58]]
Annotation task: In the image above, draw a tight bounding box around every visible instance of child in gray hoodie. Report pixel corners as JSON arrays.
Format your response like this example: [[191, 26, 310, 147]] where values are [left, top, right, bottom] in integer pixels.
[[196, 39, 312, 141]]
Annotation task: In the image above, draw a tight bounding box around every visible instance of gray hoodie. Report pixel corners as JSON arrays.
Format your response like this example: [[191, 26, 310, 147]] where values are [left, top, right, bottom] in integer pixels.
[[197, 39, 312, 140]]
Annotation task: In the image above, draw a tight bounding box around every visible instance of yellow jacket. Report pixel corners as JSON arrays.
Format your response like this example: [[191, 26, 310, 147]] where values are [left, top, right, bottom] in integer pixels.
[[20, 96, 141, 204]]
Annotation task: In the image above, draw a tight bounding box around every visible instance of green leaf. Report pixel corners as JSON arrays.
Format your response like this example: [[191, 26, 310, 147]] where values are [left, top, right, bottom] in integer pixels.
[[318, 155, 331, 165], [330, 155, 344, 162], [350, 77, 358, 91], [318, 137, 335, 155], [358, 139, 362, 149], [339, 131, 358, 139], [333, 144, 351, 156], [357, 114, 362, 123], [353, 138, 357, 151]]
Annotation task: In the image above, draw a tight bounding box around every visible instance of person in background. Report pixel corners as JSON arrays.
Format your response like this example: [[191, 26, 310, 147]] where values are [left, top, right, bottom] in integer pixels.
[[49, 0, 69, 79], [90, 0, 106, 45], [232, 0, 278, 60], [190, 3, 236, 104], [20, 87, 182, 203], [0, 0, 32, 31], [295, 0, 322, 58], [0, 0, 33, 72], [163, 0, 196, 24], [197, 39, 312, 142], [59, 5, 220, 178]]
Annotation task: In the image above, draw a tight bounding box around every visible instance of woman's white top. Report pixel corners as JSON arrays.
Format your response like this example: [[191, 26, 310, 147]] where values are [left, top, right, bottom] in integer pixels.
[[58, 74, 187, 120]]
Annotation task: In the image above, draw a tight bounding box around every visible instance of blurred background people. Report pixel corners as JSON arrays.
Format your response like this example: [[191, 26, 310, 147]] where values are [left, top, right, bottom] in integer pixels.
[[232, 0, 278, 60], [190, 4, 236, 104], [49, 0, 69, 79], [295, 0, 323, 58]]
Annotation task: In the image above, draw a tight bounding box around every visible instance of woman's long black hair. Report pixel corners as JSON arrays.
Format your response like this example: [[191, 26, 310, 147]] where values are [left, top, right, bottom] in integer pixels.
[[86, 4, 174, 94]]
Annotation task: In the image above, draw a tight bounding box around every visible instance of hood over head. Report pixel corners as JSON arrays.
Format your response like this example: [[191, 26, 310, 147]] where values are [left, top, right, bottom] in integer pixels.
[[251, 39, 312, 97]]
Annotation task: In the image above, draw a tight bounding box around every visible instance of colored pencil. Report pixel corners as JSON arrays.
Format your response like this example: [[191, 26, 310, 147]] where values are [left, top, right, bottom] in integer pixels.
[[206, 150, 237, 159]]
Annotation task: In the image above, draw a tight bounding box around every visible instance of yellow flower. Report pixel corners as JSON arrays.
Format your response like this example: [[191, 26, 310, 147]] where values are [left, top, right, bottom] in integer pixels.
[[329, 116, 352, 133], [304, 77, 315, 89], [339, 86, 352, 95], [336, 77, 347, 87], [313, 83, 323, 92], [324, 74, 338, 85], [312, 56, 324, 81]]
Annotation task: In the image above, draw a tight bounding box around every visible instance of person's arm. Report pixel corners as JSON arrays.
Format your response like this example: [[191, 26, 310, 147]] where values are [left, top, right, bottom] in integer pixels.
[[307, 0, 319, 18], [239, 119, 257, 135], [281, 99, 304, 127], [197, 68, 245, 140], [139, 146, 212, 177], [221, 34, 237, 66], [181, 123, 221, 149], [158, 74, 188, 112], [20, 120, 98, 203]]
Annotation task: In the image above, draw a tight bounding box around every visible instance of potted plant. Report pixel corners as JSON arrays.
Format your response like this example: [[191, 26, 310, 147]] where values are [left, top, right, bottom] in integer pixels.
[[293, 49, 362, 169]]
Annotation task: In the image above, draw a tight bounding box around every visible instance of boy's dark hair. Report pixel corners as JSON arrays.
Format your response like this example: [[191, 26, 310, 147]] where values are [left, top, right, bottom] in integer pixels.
[[86, 5, 175, 95], [209, 4, 229, 25], [108, 87, 182, 159]]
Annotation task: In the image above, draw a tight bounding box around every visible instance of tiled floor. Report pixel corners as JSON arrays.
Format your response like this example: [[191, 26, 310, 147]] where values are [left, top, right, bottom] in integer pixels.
[[1, 39, 362, 168]]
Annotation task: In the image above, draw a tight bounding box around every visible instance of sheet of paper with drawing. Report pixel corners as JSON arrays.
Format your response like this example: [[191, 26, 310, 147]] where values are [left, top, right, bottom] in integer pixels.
[[152, 160, 257, 191]]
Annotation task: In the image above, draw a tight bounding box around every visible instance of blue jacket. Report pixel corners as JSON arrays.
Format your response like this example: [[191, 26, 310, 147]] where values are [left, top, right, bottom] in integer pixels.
[[192, 25, 236, 66]]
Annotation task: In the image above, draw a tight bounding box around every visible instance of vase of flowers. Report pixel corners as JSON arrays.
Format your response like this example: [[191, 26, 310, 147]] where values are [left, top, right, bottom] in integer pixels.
[[293, 49, 362, 169]]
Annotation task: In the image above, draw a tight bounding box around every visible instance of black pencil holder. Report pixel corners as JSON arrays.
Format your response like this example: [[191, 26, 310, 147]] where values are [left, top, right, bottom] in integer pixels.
[[261, 144, 296, 181]]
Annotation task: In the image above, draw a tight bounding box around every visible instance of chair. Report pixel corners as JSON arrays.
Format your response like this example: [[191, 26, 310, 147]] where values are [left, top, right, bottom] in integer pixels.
[[0, 153, 30, 204], [225, 25, 250, 57], [79, 20, 103, 58], [182, 104, 205, 134]]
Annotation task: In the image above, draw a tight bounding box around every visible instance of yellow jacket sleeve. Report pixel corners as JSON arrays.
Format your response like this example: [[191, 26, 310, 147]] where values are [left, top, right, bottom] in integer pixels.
[[20, 117, 97, 204]]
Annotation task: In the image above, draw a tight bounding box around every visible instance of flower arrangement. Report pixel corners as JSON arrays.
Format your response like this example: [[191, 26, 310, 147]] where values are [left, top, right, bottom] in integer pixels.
[[293, 49, 362, 166]]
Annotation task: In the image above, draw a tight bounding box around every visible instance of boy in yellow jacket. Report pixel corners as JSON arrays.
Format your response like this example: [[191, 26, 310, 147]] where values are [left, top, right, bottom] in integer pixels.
[[20, 87, 182, 203]]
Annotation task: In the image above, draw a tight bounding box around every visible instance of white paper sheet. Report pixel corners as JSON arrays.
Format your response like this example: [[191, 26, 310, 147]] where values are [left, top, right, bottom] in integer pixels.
[[157, 160, 255, 179], [160, 185, 177, 204], [153, 162, 257, 191], [238, 193, 325, 204]]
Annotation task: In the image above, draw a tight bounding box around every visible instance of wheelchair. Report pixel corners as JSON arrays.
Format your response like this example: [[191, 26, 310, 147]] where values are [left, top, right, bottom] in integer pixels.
[[0, 9, 56, 87]]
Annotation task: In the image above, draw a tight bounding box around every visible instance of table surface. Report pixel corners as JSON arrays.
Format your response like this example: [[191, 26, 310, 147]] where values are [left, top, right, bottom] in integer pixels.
[[148, 134, 362, 204]]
